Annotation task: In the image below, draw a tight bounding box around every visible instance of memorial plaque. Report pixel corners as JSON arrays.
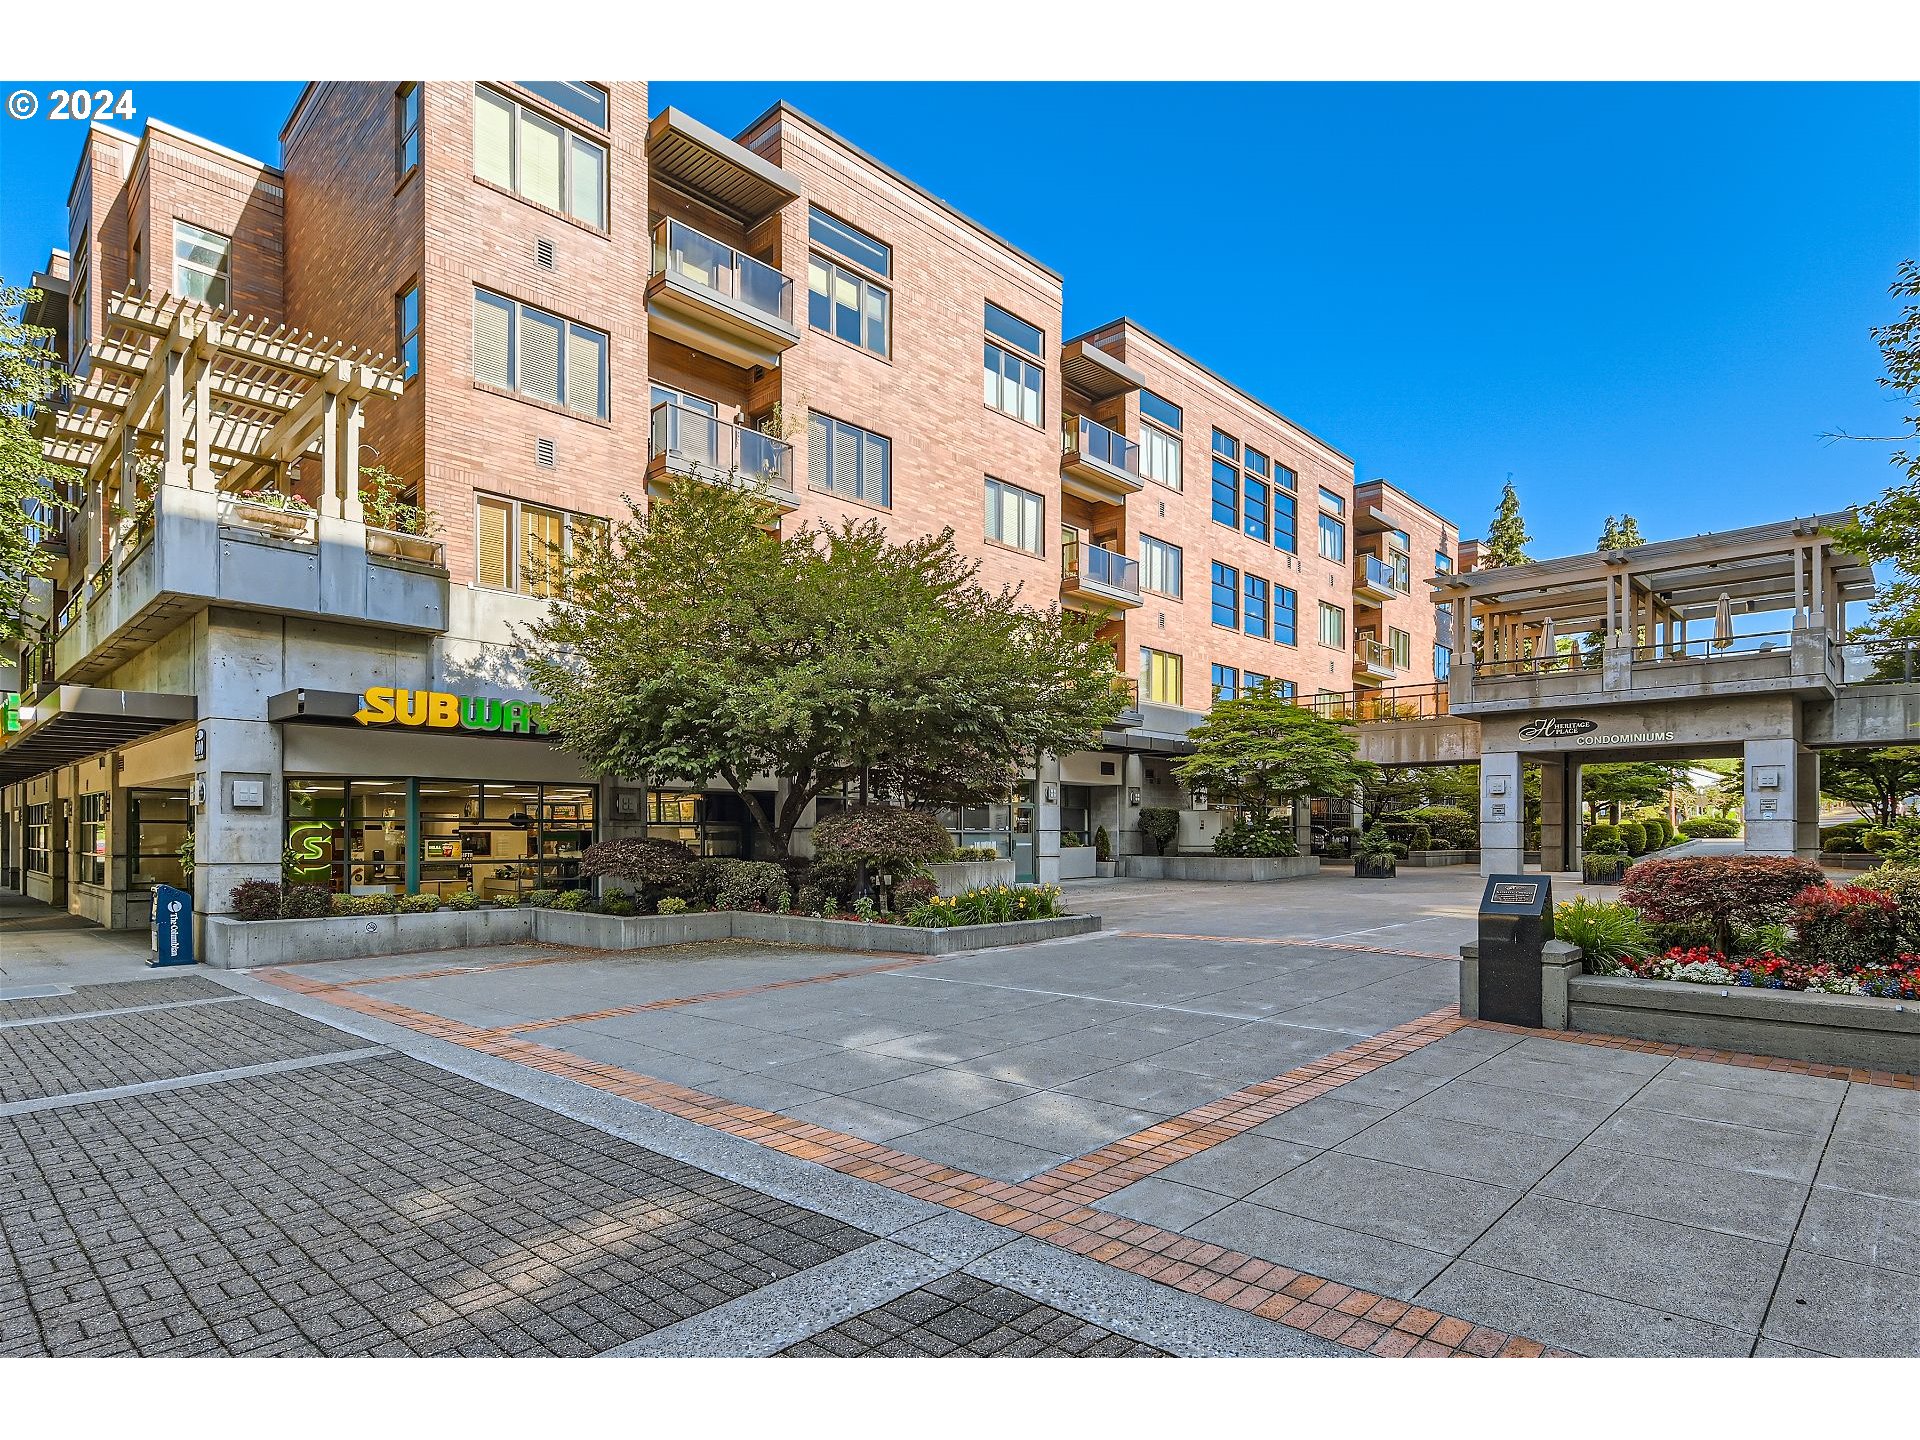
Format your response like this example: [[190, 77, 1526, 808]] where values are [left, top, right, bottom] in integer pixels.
[[1490, 881, 1541, 906], [1477, 874, 1554, 1027]]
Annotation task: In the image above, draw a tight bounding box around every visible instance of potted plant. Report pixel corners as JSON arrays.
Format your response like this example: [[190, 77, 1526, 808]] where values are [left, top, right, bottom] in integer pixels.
[[229, 488, 316, 537], [360, 465, 442, 562], [1352, 825, 1399, 879], [1093, 825, 1115, 878]]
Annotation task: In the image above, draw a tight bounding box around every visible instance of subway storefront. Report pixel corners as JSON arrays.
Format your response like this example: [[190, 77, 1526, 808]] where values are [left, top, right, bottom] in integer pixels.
[[271, 686, 599, 900]]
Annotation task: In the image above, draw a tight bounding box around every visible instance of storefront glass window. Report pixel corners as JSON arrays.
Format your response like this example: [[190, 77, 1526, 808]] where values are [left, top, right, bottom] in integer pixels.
[[128, 789, 190, 891], [77, 792, 109, 886]]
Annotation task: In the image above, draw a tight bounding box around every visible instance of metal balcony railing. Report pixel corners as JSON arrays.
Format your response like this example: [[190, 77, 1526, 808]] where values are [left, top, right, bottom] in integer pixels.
[[649, 402, 794, 488], [1064, 415, 1139, 478], [1628, 629, 1797, 665], [1310, 682, 1451, 723], [1061, 538, 1140, 597], [651, 219, 793, 327]]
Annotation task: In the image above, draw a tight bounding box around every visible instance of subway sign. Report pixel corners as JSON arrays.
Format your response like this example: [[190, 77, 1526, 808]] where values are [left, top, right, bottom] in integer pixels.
[[353, 686, 552, 735]]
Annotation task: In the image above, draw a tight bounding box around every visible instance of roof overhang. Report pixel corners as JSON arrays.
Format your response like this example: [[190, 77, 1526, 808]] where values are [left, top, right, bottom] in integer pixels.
[[1061, 339, 1145, 401], [648, 108, 801, 225], [268, 688, 555, 742], [0, 686, 195, 784]]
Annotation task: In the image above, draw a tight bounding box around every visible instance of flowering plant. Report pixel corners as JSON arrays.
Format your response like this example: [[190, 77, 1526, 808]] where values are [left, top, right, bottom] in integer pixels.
[[1589, 945, 1919, 1001], [232, 488, 315, 515], [907, 883, 1063, 929]]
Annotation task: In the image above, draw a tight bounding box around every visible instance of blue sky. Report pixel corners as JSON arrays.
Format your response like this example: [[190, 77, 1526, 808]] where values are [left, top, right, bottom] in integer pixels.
[[3, 80, 1914, 555]]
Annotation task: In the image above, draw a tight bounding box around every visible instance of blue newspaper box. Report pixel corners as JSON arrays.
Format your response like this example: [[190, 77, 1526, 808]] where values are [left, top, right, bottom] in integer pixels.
[[150, 884, 195, 967]]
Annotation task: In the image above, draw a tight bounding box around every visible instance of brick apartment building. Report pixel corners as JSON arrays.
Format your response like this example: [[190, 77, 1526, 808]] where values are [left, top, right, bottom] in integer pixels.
[[1, 81, 1460, 927]]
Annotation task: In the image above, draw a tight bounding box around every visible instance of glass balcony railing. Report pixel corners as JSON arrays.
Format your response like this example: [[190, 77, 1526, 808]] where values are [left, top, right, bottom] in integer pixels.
[[1065, 415, 1140, 478], [651, 219, 793, 327], [649, 402, 794, 489], [1356, 638, 1397, 673], [1362, 554, 1397, 593], [1061, 538, 1140, 597]]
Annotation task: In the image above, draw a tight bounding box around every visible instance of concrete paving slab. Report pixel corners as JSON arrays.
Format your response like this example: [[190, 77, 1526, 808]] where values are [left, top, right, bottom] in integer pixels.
[[950, 1091, 1164, 1155], [1056, 1060, 1249, 1114], [1585, 1106, 1829, 1184], [886, 1123, 1068, 1182], [1415, 1260, 1754, 1358], [1795, 1186, 1920, 1276], [1626, 1073, 1844, 1135], [1188, 1202, 1454, 1301], [1397, 1078, 1621, 1141], [1762, 1250, 1920, 1358], [782, 1095, 940, 1145], [752, 1049, 933, 1095], [1092, 1175, 1236, 1230], [1242, 1150, 1518, 1253], [1536, 1144, 1812, 1244], [1247, 1094, 1397, 1148], [1151, 1133, 1322, 1199], [847, 1069, 1037, 1123], [1812, 1139, 1920, 1203], [1337, 1112, 1578, 1190]]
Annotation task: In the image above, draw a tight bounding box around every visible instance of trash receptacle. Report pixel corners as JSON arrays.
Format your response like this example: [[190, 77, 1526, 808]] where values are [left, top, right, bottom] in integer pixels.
[[150, 884, 195, 967], [1476, 874, 1552, 1026]]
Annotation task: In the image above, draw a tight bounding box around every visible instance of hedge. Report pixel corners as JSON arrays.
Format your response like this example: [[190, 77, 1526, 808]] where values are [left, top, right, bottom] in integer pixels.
[[1617, 821, 1648, 856], [1620, 855, 1826, 955]]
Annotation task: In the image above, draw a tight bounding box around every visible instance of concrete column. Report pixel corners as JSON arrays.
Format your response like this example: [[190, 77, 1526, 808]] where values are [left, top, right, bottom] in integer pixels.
[[1479, 750, 1525, 875], [1292, 797, 1315, 855], [1741, 737, 1799, 857], [1034, 754, 1063, 884], [1537, 755, 1570, 873], [1795, 749, 1821, 860], [1569, 762, 1587, 870], [1119, 753, 1147, 856]]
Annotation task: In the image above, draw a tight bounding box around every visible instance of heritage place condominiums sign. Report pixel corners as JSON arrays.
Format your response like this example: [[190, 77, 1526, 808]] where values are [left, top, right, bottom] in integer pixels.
[[353, 686, 552, 736], [1517, 716, 1676, 748]]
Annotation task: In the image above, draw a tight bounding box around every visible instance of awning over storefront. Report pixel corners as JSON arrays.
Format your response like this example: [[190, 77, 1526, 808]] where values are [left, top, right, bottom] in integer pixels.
[[0, 686, 196, 783]]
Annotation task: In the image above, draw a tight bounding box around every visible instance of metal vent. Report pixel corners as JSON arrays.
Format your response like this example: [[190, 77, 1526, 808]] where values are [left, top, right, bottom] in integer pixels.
[[535, 437, 555, 468], [535, 236, 556, 269]]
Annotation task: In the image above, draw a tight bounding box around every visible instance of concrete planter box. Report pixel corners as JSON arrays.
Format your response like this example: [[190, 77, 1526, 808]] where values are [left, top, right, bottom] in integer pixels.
[[1398, 849, 1479, 868], [1568, 973, 1919, 1073], [1116, 855, 1319, 882], [204, 903, 1097, 967], [1094, 860, 1117, 879], [1057, 846, 1098, 881], [925, 859, 1015, 893], [1819, 853, 1882, 871]]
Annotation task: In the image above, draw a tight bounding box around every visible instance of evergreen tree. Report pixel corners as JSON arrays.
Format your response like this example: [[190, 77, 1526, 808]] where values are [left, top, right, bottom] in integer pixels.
[[1597, 514, 1646, 550], [1483, 480, 1533, 567]]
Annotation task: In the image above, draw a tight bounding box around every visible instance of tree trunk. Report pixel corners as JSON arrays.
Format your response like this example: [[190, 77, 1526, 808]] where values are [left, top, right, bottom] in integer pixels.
[[718, 765, 785, 859]]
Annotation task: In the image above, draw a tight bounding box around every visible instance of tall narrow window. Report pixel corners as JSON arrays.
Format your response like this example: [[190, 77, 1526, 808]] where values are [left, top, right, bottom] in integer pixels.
[[395, 83, 420, 177], [1210, 456, 1238, 529], [1210, 562, 1239, 629], [395, 282, 420, 380], [1140, 647, 1183, 706], [1243, 474, 1270, 543], [1138, 535, 1182, 598], [174, 221, 231, 309], [1244, 575, 1269, 640], [984, 476, 1043, 554], [1389, 627, 1412, 671], [1275, 585, 1298, 646], [1274, 490, 1297, 553], [1139, 423, 1182, 490], [984, 341, 1043, 424], [1318, 602, 1346, 649]]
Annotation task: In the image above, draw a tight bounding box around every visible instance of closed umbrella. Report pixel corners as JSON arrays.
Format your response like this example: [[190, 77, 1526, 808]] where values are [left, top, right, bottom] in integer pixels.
[[1712, 592, 1733, 651], [1537, 615, 1556, 667]]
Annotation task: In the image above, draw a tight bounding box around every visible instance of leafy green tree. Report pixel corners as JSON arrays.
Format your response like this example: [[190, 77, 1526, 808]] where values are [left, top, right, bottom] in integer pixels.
[[523, 478, 1125, 859], [1174, 690, 1373, 824], [1819, 746, 1920, 827], [1482, 480, 1533, 568], [2, 284, 79, 644], [1836, 260, 1919, 644], [1581, 761, 1687, 824], [1597, 514, 1646, 550]]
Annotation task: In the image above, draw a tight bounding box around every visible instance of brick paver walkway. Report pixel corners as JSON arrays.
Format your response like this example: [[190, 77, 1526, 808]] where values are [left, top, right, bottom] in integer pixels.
[[776, 1275, 1168, 1357]]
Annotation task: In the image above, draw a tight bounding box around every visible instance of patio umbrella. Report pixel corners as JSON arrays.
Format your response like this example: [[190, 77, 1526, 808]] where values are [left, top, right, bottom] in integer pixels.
[[1537, 615, 1556, 665], [1712, 592, 1733, 651]]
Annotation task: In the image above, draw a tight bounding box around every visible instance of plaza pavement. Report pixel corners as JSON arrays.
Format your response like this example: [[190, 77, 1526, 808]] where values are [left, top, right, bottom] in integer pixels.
[[1, 871, 1914, 1357]]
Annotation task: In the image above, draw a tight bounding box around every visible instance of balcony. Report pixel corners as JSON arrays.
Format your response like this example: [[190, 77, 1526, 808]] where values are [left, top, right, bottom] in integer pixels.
[[1354, 637, 1398, 684], [647, 402, 799, 512], [647, 219, 798, 370], [52, 487, 449, 685], [1060, 539, 1142, 610], [1112, 674, 1143, 728], [1354, 554, 1399, 605], [1060, 415, 1143, 505]]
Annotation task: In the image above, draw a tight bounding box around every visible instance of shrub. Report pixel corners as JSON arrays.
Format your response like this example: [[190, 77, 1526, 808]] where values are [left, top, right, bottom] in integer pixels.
[[1617, 821, 1648, 857], [927, 883, 1064, 927], [1213, 814, 1298, 857], [793, 884, 829, 916], [1353, 826, 1399, 864], [440, 889, 478, 911], [1553, 898, 1653, 971], [1863, 865, 1920, 954], [1582, 852, 1631, 884], [1586, 832, 1627, 855], [656, 896, 689, 916], [1639, 816, 1674, 848], [950, 844, 1002, 862], [1093, 826, 1112, 862], [1677, 815, 1738, 839], [281, 884, 332, 919], [1864, 819, 1920, 865], [1138, 807, 1181, 856], [330, 893, 397, 916], [714, 860, 789, 912], [1323, 826, 1359, 859], [1397, 805, 1477, 850], [524, 888, 560, 908], [580, 837, 695, 899], [893, 875, 938, 911], [1824, 830, 1865, 854], [547, 889, 591, 911], [598, 895, 636, 917], [1380, 821, 1431, 857], [1790, 884, 1901, 969], [395, 893, 442, 914], [1620, 855, 1827, 956], [811, 806, 955, 869], [228, 879, 283, 922], [1585, 822, 1620, 851]]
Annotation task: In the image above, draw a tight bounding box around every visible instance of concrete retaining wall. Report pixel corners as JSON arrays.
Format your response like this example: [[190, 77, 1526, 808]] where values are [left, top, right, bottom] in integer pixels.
[[204, 905, 1098, 967], [1117, 855, 1319, 882], [1399, 849, 1479, 869], [925, 860, 1016, 893], [1568, 974, 1918, 1073]]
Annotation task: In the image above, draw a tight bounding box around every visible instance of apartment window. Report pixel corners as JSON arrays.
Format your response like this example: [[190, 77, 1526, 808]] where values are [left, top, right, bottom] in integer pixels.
[[1317, 511, 1346, 563], [76, 792, 108, 887], [515, 81, 610, 131], [475, 493, 606, 596], [25, 804, 50, 875], [1243, 474, 1270, 543], [395, 283, 420, 380], [1389, 627, 1412, 671], [809, 207, 892, 278], [808, 411, 891, 508], [69, 234, 90, 360], [1320, 487, 1346, 516], [174, 221, 231, 309], [984, 301, 1044, 358], [1140, 388, 1181, 431], [1435, 645, 1452, 681], [983, 340, 1043, 425], [1139, 534, 1182, 598], [1319, 601, 1346, 649], [1139, 422, 1182, 491], [1244, 671, 1268, 694], [1274, 490, 1297, 553], [1273, 462, 1297, 492], [1140, 647, 1183, 706], [1210, 562, 1239, 629], [395, 83, 420, 177], [1275, 585, 1298, 646], [1210, 457, 1238, 529], [473, 84, 608, 230], [1390, 547, 1412, 593], [984, 476, 1044, 554], [1436, 548, 1453, 575], [1244, 575, 1270, 640], [1211, 664, 1239, 702], [808, 256, 889, 358], [1273, 679, 1297, 700], [471, 288, 608, 419]]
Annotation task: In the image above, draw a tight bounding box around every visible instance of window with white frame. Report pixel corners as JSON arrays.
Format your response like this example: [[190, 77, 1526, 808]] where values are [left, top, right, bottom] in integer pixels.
[[473, 84, 608, 229], [472, 288, 608, 419], [1138, 534, 1182, 598], [807, 207, 890, 358], [514, 81, 609, 131], [1318, 601, 1346, 649], [808, 411, 892, 508], [984, 476, 1044, 554], [983, 304, 1045, 426], [174, 221, 230, 309], [474, 493, 607, 597], [1139, 422, 1182, 490]]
